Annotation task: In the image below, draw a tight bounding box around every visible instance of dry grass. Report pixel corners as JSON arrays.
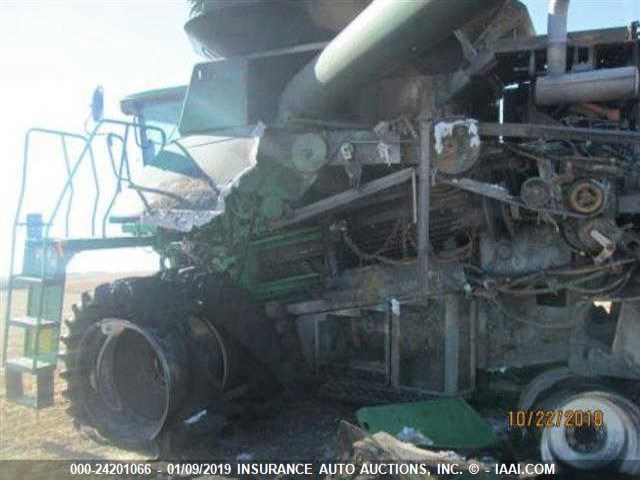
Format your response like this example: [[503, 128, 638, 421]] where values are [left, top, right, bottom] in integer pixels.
[[0, 273, 152, 460]]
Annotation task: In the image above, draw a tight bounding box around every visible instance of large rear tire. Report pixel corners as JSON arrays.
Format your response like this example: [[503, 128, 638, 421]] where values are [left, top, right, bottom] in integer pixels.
[[61, 269, 281, 447]]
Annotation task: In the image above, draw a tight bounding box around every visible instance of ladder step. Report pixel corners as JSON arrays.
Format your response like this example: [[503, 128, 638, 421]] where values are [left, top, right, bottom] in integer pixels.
[[9, 316, 59, 328], [7, 395, 40, 408], [11, 275, 64, 287], [6, 357, 56, 372], [5, 368, 55, 409]]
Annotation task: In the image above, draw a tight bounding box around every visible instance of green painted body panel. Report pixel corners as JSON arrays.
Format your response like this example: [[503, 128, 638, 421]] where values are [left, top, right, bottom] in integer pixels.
[[21, 240, 67, 363], [356, 398, 497, 449], [179, 60, 249, 134], [24, 282, 64, 363], [25, 284, 65, 323], [148, 148, 204, 177], [242, 227, 325, 300], [249, 227, 321, 249], [252, 273, 324, 301], [120, 85, 187, 116]]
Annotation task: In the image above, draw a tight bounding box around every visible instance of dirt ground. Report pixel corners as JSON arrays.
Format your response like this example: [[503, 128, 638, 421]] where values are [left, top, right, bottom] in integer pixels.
[[0, 273, 355, 464]]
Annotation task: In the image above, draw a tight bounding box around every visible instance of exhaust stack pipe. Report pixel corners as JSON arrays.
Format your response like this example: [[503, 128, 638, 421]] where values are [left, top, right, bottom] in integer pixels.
[[547, 0, 569, 76], [537, 0, 639, 105]]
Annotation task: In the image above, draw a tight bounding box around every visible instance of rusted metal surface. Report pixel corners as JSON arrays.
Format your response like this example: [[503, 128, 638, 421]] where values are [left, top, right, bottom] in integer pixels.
[[493, 26, 632, 53], [268, 168, 415, 230], [536, 66, 639, 106], [613, 300, 640, 368], [478, 122, 640, 144], [416, 119, 433, 299]]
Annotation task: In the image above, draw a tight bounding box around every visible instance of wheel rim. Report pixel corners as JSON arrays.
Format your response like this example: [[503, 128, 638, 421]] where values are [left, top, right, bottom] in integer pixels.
[[540, 390, 640, 474], [77, 318, 185, 444]]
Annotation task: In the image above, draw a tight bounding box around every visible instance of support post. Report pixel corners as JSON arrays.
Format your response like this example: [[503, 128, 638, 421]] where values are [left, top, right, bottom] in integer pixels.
[[444, 294, 460, 394], [390, 299, 401, 388], [416, 118, 433, 298]]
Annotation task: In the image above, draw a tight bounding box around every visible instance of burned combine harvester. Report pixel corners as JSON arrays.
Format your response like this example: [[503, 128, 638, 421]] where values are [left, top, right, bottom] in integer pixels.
[[4, 0, 640, 474]]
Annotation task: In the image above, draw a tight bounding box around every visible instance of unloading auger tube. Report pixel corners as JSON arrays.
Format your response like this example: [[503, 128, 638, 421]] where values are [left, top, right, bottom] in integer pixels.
[[278, 0, 499, 121], [62, 270, 281, 445]]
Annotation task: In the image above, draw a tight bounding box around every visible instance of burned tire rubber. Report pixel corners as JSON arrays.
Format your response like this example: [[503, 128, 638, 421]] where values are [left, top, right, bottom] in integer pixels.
[[61, 269, 282, 447]]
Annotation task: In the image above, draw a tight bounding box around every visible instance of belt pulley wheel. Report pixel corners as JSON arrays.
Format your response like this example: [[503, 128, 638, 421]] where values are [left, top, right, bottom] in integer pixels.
[[567, 179, 605, 215], [434, 124, 481, 175], [521, 177, 552, 209]]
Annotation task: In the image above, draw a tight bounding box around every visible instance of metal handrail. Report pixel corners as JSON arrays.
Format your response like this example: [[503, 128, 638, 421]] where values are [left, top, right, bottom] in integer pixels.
[[102, 132, 130, 237], [44, 119, 166, 241], [60, 136, 73, 237], [3, 128, 86, 366], [3, 119, 166, 368]]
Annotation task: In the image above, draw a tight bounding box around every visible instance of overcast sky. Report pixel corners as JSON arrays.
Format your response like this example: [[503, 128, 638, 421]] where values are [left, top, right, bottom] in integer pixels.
[[0, 0, 637, 275]]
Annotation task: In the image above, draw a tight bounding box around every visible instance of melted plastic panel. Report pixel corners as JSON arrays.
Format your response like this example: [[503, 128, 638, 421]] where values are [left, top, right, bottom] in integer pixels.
[[138, 126, 264, 231]]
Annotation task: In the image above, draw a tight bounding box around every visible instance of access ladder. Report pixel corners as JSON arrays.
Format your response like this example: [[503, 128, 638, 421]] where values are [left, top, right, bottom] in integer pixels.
[[3, 121, 167, 409], [3, 215, 66, 408]]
